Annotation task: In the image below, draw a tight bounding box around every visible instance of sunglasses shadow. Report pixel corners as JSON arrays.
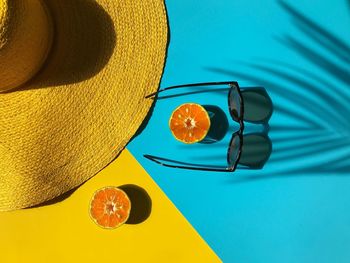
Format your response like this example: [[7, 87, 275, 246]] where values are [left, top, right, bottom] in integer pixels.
[[239, 133, 272, 169], [241, 88, 274, 124]]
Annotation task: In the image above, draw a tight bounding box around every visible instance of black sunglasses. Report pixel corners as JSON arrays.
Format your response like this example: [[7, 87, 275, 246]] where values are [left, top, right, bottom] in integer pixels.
[[144, 81, 273, 172]]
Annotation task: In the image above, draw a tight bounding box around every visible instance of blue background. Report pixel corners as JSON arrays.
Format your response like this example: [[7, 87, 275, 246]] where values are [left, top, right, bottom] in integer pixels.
[[129, 0, 350, 262]]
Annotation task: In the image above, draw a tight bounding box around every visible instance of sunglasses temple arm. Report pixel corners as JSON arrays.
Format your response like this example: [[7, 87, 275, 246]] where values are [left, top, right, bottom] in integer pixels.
[[145, 81, 237, 99], [143, 154, 232, 172], [145, 87, 170, 99], [145, 85, 197, 99]]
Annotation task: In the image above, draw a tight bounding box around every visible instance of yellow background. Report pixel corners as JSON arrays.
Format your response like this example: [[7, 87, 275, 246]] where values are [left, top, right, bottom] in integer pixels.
[[0, 150, 220, 262]]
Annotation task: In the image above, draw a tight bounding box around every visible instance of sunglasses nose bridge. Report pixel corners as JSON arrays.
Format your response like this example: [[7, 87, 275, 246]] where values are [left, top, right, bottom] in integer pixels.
[[228, 84, 244, 126], [227, 131, 243, 170]]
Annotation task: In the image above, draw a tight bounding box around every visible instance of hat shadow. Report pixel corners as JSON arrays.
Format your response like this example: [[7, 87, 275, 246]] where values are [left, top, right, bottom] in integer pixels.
[[27, 185, 80, 209], [21, 0, 116, 90]]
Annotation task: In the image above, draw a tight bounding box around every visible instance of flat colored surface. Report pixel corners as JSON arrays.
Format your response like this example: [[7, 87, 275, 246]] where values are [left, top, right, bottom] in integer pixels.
[[128, 0, 350, 262], [0, 150, 220, 263]]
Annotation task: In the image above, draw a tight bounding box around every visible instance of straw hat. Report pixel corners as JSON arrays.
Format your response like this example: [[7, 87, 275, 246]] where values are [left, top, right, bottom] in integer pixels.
[[0, 0, 168, 211]]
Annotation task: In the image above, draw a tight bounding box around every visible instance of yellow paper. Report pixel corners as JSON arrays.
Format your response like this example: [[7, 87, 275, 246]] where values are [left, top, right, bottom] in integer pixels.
[[0, 149, 221, 263]]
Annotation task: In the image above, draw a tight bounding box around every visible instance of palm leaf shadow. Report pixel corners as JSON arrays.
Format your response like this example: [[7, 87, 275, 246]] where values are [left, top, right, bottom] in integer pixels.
[[279, 0, 350, 65], [207, 0, 350, 179]]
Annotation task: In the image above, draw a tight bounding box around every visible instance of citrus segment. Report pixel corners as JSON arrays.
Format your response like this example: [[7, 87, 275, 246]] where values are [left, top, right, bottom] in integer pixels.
[[89, 187, 131, 229], [169, 103, 211, 144]]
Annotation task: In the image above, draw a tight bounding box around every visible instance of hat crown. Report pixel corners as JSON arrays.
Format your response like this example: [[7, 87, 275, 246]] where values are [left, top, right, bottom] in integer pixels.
[[0, 0, 52, 92]]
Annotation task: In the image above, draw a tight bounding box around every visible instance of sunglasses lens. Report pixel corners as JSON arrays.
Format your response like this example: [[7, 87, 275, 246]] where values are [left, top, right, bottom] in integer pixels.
[[227, 134, 241, 167], [228, 86, 242, 122]]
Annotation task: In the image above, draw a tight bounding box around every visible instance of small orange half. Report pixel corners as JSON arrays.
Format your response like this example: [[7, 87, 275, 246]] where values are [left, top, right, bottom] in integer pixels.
[[169, 103, 211, 144], [89, 187, 131, 229]]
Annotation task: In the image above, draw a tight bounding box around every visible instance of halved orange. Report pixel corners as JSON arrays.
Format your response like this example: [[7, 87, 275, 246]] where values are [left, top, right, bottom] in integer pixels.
[[89, 186, 131, 229], [169, 103, 211, 144]]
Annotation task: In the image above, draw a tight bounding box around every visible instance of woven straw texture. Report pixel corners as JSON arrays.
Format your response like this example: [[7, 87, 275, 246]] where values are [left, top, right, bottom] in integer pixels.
[[0, 0, 168, 211]]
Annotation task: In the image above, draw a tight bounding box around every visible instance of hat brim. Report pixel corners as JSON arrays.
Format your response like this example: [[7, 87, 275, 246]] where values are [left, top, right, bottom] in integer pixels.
[[0, 0, 168, 211]]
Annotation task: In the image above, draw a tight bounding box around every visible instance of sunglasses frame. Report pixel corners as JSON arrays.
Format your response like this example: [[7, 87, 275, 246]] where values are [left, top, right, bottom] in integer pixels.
[[144, 81, 247, 172], [143, 131, 243, 172]]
